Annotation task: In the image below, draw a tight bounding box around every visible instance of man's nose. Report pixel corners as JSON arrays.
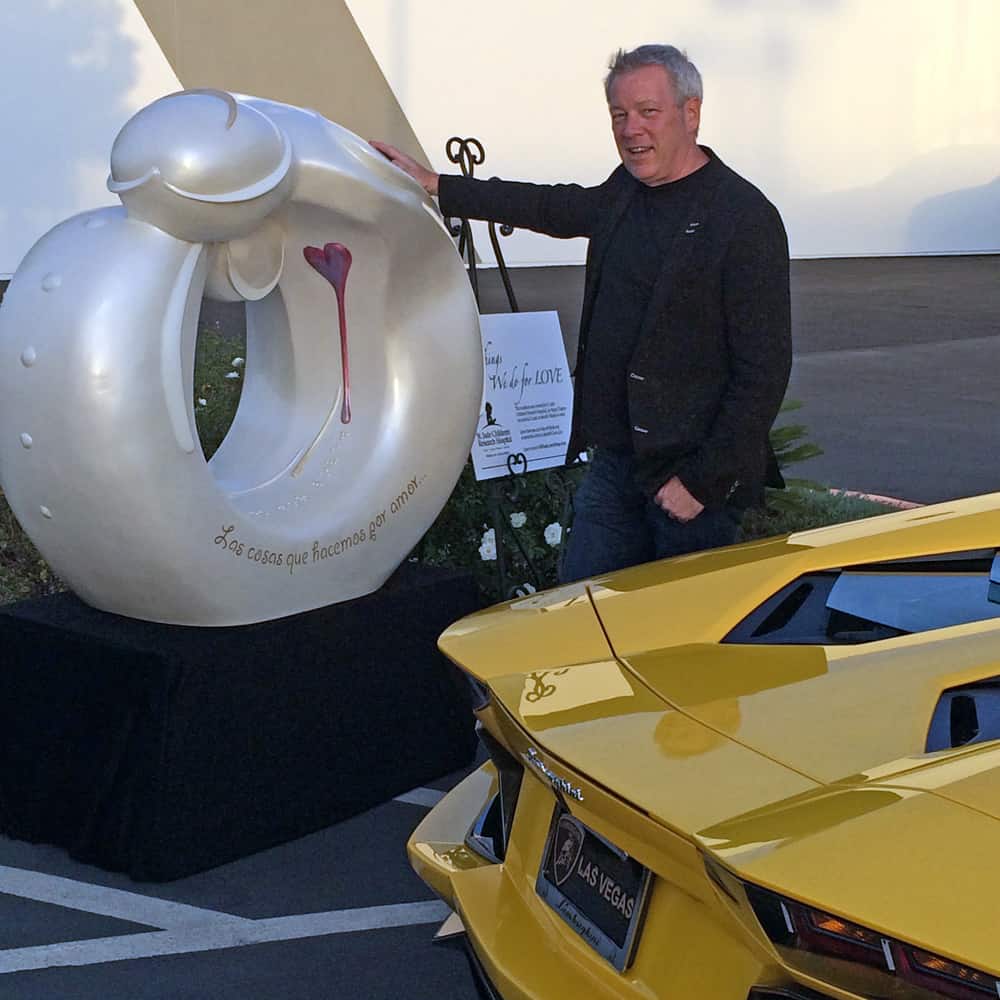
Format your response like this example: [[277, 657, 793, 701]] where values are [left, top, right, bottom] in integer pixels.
[[622, 113, 643, 135]]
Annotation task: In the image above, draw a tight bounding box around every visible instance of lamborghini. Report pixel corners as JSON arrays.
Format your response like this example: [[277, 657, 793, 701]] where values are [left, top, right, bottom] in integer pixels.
[[409, 493, 1000, 999]]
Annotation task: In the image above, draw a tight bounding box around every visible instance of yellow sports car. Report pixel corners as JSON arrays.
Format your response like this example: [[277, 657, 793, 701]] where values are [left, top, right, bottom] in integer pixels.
[[409, 493, 1000, 999]]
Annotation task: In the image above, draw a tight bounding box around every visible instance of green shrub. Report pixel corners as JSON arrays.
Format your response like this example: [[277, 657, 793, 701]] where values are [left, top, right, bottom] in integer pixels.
[[741, 487, 894, 539]]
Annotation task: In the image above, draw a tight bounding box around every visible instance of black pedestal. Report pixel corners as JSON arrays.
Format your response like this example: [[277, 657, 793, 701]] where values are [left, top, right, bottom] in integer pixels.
[[0, 566, 479, 881]]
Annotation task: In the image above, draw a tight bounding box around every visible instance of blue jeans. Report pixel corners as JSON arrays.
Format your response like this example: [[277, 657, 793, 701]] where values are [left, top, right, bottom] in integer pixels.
[[559, 450, 739, 583]]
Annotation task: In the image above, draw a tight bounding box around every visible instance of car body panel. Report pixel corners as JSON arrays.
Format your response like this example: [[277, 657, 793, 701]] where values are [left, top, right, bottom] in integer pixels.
[[438, 582, 612, 676], [588, 494, 1000, 656], [410, 750, 782, 1000], [483, 672, 821, 834], [699, 780, 1000, 974], [482, 698, 814, 890], [407, 764, 498, 906], [855, 740, 1000, 818], [619, 623, 1000, 784]]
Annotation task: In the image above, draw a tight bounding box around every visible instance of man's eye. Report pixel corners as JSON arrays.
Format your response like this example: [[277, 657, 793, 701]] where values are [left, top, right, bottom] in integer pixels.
[[641, 108, 659, 117]]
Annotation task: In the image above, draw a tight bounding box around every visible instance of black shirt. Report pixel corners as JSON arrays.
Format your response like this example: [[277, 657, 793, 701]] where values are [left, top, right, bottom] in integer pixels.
[[579, 159, 716, 452]]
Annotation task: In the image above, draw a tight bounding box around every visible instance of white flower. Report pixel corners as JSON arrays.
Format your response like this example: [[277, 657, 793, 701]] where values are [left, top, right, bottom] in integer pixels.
[[231, 357, 245, 368], [544, 522, 562, 547], [225, 371, 240, 379], [197, 398, 207, 407], [478, 528, 497, 561], [509, 511, 527, 528]]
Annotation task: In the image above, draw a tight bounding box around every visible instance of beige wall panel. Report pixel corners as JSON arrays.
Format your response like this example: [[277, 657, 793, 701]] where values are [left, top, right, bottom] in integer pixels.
[[348, 0, 1000, 263], [134, 0, 426, 159]]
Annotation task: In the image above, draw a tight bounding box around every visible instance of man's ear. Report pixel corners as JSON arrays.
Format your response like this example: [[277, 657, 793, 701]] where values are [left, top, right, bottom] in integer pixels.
[[684, 97, 702, 136]]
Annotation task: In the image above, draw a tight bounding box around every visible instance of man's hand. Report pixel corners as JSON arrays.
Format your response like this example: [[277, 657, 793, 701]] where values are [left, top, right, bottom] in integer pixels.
[[654, 476, 704, 523], [369, 141, 440, 196]]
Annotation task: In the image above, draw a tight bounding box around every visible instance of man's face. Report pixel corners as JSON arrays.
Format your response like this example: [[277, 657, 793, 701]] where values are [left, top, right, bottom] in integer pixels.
[[608, 65, 701, 186]]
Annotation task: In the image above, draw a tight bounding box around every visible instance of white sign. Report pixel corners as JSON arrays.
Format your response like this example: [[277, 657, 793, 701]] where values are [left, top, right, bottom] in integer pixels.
[[472, 311, 574, 481]]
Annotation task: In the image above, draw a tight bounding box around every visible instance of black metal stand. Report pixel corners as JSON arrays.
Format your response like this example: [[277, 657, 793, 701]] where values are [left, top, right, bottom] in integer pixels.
[[445, 137, 519, 313], [443, 137, 574, 599]]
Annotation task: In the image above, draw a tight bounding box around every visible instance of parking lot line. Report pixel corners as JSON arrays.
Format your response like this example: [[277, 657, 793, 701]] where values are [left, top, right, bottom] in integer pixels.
[[393, 787, 446, 808], [0, 865, 252, 929], [0, 900, 451, 973]]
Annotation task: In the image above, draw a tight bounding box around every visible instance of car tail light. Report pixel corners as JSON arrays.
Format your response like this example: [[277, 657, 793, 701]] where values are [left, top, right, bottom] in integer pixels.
[[791, 903, 891, 971], [742, 881, 1000, 999], [898, 946, 1000, 999], [465, 724, 523, 864]]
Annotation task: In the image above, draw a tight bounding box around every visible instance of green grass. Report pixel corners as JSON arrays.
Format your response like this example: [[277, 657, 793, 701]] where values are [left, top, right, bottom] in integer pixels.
[[0, 497, 62, 603], [193, 327, 245, 459]]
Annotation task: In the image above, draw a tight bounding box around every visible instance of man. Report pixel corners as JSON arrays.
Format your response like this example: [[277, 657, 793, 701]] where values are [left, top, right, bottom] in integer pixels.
[[373, 44, 791, 582]]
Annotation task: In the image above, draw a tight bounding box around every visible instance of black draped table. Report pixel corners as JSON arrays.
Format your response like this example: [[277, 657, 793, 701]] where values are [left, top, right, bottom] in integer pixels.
[[0, 565, 479, 880]]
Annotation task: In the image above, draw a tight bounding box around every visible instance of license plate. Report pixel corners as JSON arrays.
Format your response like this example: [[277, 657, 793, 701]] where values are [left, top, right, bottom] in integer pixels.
[[536, 805, 652, 971]]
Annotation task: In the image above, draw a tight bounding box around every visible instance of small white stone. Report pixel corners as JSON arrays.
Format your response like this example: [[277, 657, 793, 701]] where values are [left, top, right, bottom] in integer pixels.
[[225, 371, 239, 379], [39, 505, 53, 519], [41, 273, 61, 292], [19, 433, 32, 449], [20, 347, 37, 367], [231, 357, 245, 367]]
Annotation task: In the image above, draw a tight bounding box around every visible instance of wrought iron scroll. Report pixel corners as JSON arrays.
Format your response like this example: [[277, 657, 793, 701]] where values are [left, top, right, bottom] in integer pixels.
[[444, 136, 573, 600], [444, 137, 519, 313]]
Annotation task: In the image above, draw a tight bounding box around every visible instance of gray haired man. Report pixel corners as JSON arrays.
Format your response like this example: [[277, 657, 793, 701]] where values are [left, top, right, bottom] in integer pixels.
[[374, 44, 791, 582]]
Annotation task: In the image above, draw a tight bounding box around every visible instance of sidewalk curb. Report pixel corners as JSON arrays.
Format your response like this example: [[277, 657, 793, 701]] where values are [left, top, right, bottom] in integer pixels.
[[828, 488, 922, 510]]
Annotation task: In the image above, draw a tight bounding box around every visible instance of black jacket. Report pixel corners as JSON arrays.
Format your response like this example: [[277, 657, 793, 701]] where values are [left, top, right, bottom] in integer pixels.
[[439, 149, 791, 509]]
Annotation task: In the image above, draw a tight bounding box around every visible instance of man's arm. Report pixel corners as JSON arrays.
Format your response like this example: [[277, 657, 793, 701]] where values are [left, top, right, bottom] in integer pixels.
[[437, 175, 604, 240], [670, 198, 793, 511], [371, 140, 608, 239]]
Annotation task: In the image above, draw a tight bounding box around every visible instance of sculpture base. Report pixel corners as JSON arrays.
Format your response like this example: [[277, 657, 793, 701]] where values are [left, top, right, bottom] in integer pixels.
[[0, 565, 478, 881]]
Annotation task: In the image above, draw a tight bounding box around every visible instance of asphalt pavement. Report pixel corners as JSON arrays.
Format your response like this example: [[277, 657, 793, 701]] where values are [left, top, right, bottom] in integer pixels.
[[0, 254, 997, 998], [474, 254, 1000, 505], [785, 255, 999, 503], [0, 762, 485, 1000]]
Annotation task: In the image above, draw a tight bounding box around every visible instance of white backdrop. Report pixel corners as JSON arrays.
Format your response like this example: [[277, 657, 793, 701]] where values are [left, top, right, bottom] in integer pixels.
[[0, 0, 180, 277], [2, 0, 998, 274], [346, 0, 1000, 264]]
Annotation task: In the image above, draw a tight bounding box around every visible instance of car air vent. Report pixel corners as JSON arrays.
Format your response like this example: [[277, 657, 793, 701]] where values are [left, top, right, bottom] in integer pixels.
[[926, 680, 1000, 751], [751, 583, 814, 638], [465, 725, 524, 863], [723, 573, 906, 645], [725, 573, 839, 644]]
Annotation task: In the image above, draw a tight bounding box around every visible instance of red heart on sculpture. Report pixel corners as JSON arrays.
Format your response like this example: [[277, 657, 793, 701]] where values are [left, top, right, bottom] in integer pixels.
[[303, 242, 352, 289]]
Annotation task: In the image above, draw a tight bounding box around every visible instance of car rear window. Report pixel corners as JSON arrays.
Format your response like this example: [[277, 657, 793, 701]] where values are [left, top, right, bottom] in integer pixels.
[[723, 549, 1000, 645]]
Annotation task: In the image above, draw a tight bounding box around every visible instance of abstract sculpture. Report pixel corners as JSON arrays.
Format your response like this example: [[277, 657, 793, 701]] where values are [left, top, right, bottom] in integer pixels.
[[0, 91, 483, 625]]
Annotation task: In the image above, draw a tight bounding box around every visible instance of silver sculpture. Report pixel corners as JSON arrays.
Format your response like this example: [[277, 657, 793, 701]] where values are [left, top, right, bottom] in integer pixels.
[[0, 91, 483, 625]]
